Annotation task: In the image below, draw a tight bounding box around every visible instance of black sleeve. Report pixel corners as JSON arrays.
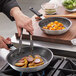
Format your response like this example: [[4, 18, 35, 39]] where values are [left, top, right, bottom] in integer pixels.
[[1, 0, 20, 21]]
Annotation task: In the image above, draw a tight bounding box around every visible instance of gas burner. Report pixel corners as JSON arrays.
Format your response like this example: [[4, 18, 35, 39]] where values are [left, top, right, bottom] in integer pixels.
[[1, 43, 76, 76], [0, 56, 63, 76], [20, 71, 45, 76]]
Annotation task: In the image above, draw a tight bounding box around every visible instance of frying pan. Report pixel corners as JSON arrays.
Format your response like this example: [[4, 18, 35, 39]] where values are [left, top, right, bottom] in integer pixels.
[[6, 44, 53, 73], [29, 7, 72, 35]]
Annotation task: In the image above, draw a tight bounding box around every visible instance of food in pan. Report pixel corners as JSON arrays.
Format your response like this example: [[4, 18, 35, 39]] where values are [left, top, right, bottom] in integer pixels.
[[15, 55, 44, 68], [42, 21, 65, 30], [26, 55, 34, 62], [15, 63, 25, 67]]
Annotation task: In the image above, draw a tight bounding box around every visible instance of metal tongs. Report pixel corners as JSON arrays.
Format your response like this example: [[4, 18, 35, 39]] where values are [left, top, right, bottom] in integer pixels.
[[18, 29, 33, 54], [19, 28, 23, 53], [29, 33, 33, 55]]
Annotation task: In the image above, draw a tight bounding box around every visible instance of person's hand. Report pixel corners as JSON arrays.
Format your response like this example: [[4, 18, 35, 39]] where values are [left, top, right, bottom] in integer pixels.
[[0, 36, 11, 49], [10, 7, 34, 36], [15, 13, 34, 36]]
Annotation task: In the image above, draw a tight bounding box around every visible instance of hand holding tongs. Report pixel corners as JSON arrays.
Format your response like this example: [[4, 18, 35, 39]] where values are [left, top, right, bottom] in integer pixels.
[[19, 28, 23, 53]]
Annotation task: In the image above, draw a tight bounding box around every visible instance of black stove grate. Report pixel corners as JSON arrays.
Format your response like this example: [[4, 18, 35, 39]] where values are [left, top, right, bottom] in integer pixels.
[[53, 58, 76, 76], [55, 70, 76, 76]]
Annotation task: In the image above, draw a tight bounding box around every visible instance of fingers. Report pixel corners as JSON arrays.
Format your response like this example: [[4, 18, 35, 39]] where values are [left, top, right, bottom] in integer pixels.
[[3, 38, 11, 44], [0, 37, 8, 49], [1, 41, 8, 49], [24, 25, 33, 35], [24, 19, 34, 35], [17, 26, 21, 36], [28, 20, 34, 31], [6, 37, 11, 41], [17, 23, 34, 36], [16, 15, 34, 36], [3, 37, 12, 49], [0, 36, 12, 49]]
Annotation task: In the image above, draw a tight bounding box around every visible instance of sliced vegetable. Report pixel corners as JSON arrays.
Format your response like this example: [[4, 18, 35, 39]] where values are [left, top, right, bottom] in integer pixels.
[[34, 59, 41, 64], [15, 55, 44, 68], [18, 59, 25, 63], [15, 63, 25, 67], [34, 62, 44, 66], [26, 55, 34, 62]]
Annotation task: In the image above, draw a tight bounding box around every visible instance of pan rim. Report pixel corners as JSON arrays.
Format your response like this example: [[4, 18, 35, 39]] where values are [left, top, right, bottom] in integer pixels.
[[6, 46, 53, 71], [39, 17, 72, 35], [39, 17, 72, 24], [39, 17, 72, 30]]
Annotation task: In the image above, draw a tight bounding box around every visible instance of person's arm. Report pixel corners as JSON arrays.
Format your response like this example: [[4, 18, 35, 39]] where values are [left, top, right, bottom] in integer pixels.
[[1, 0, 20, 21], [1, 0, 34, 35]]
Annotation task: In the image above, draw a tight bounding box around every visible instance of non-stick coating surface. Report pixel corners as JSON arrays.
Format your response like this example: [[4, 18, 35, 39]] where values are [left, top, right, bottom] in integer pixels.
[[7, 46, 53, 72], [39, 17, 72, 35], [39, 17, 71, 28]]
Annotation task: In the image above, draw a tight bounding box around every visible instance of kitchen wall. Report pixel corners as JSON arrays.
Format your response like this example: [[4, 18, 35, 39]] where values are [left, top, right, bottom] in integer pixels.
[[0, 0, 49, 38]]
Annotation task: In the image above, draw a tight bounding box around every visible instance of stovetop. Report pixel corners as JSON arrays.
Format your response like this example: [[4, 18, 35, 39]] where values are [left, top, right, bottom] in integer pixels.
[[1, 56, 76, 76], [1, 43, 76, 76]]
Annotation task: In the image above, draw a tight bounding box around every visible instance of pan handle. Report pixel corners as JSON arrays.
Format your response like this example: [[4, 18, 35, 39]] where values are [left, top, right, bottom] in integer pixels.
[[7, 44, 13, 48], [7, 44, 16, 50], [29, 7, 42, 17]]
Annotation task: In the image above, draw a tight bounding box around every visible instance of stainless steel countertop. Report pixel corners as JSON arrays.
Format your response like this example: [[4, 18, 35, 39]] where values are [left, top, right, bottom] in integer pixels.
[[0, 56, 7, 70], [11, 35, 76, 52], [0, 49, 9, 70]]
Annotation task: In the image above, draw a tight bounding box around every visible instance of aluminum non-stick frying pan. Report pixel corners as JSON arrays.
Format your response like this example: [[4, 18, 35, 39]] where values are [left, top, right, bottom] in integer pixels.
[[6, 45, 53, 73], [29, 7, 72, 35]]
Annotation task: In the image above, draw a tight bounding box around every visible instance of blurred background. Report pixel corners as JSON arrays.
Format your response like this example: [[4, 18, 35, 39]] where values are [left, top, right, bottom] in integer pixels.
[[0, 0, 49, 38]]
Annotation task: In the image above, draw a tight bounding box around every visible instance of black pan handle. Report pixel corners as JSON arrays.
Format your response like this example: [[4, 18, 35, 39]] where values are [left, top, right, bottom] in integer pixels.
[[7, 44, 14, 48], [7, 44, 16, 51], [29, 7, 42, 17]]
